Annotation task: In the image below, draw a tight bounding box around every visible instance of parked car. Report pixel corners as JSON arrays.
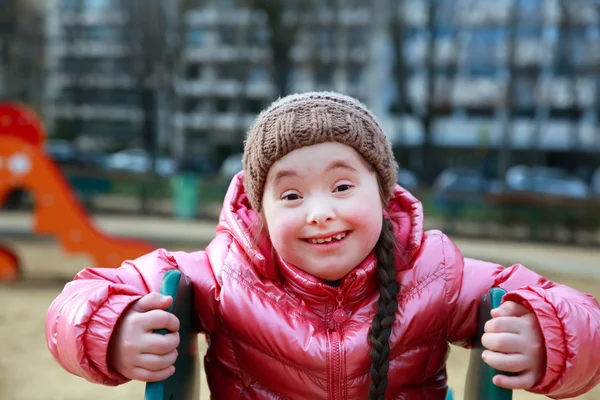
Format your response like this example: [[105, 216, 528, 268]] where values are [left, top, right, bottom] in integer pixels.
[[101, 148, 177, 177], [44, 139, 106, 169], [433, 167, 492, 194], [44, 139, 78, 165], [505, 165, 590, 199], [219, 153, 244, 180], [591, 168, 600, 198], [176, 157, 217, 175], [397, 168, 419, 191], [431, 167, 498, 224]]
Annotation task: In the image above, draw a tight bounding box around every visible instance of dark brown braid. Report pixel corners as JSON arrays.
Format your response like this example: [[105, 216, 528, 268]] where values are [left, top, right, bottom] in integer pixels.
[[368, 216, 400, 400]]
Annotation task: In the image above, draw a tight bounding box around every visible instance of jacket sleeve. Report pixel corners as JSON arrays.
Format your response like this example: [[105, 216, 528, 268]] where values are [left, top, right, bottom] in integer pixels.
[[45, 234, 227, 386], [442, 234, 600, 399]]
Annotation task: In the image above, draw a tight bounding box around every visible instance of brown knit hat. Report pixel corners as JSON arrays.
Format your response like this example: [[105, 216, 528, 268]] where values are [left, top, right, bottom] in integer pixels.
[[242, 91, 398, 211]]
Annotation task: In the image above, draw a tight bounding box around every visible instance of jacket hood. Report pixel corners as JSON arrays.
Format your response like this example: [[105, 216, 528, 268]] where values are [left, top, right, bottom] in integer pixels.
[[216, 172, 424, 295]]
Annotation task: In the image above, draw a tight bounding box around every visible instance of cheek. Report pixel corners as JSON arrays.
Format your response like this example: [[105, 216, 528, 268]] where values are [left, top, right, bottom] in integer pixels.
[[346, 194, 383, 243], [265, 209, 302, 253]]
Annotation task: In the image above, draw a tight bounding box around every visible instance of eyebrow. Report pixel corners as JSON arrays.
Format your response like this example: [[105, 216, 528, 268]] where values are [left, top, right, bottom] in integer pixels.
[[271, 159, 358, 187], [326, 159, 359, 174], [271, 169, 299, 187]]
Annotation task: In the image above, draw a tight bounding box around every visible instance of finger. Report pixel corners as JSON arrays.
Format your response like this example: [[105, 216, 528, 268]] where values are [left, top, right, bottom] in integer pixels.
[[484, 316, 523, 334], [131, 365, 175, 383], [493, 371, 538, 390], [141, 310, 180, 332], [142, 331, 180, 355], [491, 301, 530, 318], [481, 332, 526, 354], [132, 292, 173, 313], [137, 349, 178, 372], [482, 350, 529, 373]]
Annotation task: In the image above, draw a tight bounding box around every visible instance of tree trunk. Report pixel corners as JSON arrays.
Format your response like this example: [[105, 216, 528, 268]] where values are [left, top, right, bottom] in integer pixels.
[[498, 1, 518, 179], [139, 86, 157, 214], [420, 0, 437, 184]]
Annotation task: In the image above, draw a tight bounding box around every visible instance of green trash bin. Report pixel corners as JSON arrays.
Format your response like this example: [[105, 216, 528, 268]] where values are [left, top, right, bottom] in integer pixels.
[[171, 173, 200, 220]]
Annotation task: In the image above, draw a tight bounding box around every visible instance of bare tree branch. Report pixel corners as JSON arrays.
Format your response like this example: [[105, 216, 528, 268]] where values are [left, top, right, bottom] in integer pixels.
[[250, 0, 319, 96], [123, 0, 192, 212], [0, 0, 45, 105]]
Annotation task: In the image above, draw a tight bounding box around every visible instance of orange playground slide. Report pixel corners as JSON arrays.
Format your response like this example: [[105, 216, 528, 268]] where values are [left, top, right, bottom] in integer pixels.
[[0, 103, 155, 282]]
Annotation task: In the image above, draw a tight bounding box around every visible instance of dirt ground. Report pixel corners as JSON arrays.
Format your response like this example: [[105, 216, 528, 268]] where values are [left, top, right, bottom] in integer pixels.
[[1, 239, 599, 400]]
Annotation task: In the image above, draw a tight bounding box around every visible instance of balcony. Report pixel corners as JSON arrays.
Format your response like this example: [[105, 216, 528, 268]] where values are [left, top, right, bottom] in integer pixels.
[[184, 46, 269, 63], [51, 73, 136, 89], [245, 81, 274, 98], [50, 104, 142, 122], [177, 80, 214, 97], [178, 79, 271, 98], [174, 112, 254, 132], [53, 41, 131, 58], [185, 9, 259, 27], [454, 1, 513, 27], [58, 10, 128, 26]]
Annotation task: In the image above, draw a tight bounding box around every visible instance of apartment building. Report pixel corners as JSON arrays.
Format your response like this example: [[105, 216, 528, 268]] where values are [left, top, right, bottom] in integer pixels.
[[392, 0, 600, 160], [42, 0, 599, 169], [44, 0, 144, 151], [173, 0, 380, 158]]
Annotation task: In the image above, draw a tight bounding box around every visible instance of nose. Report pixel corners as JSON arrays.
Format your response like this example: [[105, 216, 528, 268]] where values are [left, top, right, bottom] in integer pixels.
[[306, 199, 336, 226]]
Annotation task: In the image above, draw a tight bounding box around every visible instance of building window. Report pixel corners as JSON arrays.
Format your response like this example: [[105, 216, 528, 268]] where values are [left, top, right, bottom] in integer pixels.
[[59, 0, 78, 9], [83, 0, 113, 9], [316, 29, 334, 49], [183, 99, 198, 113], [245, 99, 266, 114], [252, 28, 270, 46], [81, 121, 135, 137], [248, 66, 268, 83], [348, 28, 366, 48], [216, 98, 230, 112], [517, 0, 543, 26], [186, 65, 202, 79], [86, 27, 125, 40], [187, 29, 206, 45], [348, 66, 362, 85], [218, 65, 243, 80], [219, 27, 235, 45], [315, 66, 333, 86], [466, 29, 499, 74], [513, 76, 535, 111]]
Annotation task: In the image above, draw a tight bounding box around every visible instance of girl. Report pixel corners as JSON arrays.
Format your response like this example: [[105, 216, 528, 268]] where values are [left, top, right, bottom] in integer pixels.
[[46, 92, 600, 399]]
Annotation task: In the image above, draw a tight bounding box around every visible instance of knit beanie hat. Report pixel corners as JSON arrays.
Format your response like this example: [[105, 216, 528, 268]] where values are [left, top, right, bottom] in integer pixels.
[[242, 91, 398, 211]]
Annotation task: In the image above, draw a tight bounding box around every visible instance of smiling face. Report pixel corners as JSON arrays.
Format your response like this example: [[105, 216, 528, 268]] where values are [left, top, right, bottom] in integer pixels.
[[261, 142, 384, 281]]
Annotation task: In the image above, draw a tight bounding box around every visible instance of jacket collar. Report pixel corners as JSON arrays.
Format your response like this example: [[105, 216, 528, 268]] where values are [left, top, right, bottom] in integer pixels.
[[218, 172, 424, 302]]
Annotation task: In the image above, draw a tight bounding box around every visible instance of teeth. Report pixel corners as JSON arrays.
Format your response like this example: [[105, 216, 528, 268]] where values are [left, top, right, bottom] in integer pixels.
[[309, 232, 347, 244]]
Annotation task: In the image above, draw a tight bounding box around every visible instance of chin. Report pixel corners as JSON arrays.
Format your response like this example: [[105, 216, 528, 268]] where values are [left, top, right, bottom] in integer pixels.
[[312, 266, 353, 282], [317, 273, 346, 282]]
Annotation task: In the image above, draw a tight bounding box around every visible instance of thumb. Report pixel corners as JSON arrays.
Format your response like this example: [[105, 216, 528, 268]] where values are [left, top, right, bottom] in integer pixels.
[[132, 292, 173, 313], [491, 301, 531, 318]]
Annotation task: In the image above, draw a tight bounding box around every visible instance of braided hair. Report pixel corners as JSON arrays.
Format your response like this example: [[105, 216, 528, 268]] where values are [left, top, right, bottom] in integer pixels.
[[368, 216, 401, 400]]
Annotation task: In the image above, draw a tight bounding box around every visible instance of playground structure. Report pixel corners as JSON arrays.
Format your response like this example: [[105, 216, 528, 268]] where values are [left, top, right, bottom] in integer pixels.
[[0, 103, 155, 282]]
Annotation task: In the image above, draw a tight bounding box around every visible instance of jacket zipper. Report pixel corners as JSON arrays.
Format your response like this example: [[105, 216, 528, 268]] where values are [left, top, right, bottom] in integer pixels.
[[328, 288, 346, 400]]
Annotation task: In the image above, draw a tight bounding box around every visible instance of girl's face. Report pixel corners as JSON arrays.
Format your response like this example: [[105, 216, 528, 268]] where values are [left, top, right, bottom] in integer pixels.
[[262, 142, 383, 281]]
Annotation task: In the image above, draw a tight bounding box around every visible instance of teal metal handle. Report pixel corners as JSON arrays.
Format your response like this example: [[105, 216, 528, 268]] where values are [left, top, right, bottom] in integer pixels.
[[464, 287, 513, 400], [144, 269, 199, 400]]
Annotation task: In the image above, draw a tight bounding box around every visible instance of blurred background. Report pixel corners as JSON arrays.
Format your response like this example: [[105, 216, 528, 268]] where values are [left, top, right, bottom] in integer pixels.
[[0, 0, 599, 399], [2, 0, 600, 240]]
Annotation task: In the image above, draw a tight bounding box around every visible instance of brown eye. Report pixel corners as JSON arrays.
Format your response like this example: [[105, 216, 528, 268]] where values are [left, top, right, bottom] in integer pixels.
[[334, 184, 353, 192], [283, 193, 301, 201]]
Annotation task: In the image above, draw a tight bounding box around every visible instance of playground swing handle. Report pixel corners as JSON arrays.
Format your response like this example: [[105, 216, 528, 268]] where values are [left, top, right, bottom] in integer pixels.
[[144, 271, 512, 400]]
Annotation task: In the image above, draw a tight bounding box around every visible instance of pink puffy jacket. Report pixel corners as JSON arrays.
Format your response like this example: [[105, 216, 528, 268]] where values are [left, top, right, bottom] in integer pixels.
[[46, 173, 600, 399]]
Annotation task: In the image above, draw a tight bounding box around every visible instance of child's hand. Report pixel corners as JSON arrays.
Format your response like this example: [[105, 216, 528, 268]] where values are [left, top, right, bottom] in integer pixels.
[[108, 292, 180, 382], [481, 301, 545, 390]]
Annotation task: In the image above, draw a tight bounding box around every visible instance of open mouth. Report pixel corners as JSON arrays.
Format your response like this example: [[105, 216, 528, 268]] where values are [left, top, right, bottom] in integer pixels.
[[303, 231, 350, 244]]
